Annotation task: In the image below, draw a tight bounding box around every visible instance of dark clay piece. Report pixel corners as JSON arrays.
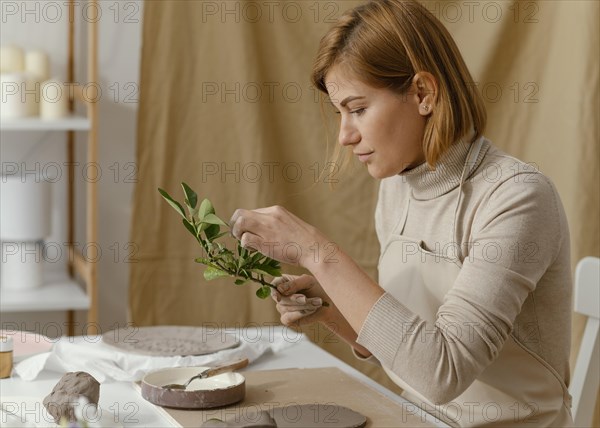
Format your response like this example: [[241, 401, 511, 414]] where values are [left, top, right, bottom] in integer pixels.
[[201, 410, 277, 427], [43, 371, 100, 423]]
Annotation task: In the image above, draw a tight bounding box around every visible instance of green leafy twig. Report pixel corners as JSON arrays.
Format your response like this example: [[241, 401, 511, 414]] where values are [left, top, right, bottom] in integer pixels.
[[158, 183, 284, 300]]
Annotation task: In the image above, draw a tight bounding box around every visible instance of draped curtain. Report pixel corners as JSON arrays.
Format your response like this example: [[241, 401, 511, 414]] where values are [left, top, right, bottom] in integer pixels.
[[131, 0, 599, 420]]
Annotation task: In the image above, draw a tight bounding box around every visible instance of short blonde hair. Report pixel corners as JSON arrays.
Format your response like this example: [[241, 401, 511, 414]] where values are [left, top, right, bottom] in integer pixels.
[[311, 0, 486, 168]]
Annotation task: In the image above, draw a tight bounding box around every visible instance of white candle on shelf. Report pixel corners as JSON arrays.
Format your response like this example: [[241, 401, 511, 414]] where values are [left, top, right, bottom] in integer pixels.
[[0, 72, 37, 119], [40, 79, 69, 120], [0, 176, 52, 291], [25, 50, 50, 82], [0, 45, 25, 73], [1, 242, 45, 290]]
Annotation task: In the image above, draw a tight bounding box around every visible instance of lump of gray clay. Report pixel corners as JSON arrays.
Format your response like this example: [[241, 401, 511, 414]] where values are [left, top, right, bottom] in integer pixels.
[[201, 411, 277, 427], [43, 371, 100, 423]]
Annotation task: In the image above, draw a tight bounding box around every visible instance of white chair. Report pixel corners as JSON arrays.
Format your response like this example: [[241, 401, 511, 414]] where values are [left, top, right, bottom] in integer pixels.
[[569, 256, 600, 427]]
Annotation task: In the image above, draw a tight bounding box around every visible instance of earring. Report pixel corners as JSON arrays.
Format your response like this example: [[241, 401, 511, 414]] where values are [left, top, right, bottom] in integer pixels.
[[423, 105, 429, 112]]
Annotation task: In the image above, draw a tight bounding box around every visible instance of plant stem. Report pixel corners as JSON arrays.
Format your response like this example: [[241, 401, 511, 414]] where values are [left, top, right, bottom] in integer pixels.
[[253, 276, 277, 289]]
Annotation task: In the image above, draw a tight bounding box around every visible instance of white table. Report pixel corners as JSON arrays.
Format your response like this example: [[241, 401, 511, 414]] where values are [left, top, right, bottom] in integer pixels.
[[0, 327, 447, 427]]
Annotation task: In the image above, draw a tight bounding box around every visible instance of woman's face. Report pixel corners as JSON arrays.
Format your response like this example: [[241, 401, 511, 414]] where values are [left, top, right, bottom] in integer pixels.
[[325, 65, 429, 179]]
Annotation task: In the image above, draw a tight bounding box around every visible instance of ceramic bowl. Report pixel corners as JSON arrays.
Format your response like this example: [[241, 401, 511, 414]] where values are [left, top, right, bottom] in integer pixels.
[[141, 367, 245, 409]]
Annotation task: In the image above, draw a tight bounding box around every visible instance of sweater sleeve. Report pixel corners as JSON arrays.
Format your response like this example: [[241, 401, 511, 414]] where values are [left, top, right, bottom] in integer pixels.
[[356, 172, 565, 404]]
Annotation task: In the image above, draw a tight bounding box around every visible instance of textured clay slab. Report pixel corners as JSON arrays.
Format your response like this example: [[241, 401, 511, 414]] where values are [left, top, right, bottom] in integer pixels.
[[199, 405, 365, 428], [102, 326, 240, 356], [271, 404, 366, 428]]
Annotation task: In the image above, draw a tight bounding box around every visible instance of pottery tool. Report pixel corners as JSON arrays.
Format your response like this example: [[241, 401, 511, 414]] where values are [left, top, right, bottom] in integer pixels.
[[162, 358, 248, 390]]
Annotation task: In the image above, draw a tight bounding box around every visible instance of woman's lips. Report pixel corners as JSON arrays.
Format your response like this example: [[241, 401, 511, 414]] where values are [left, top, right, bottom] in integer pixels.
[[357, 152, 374, 162]]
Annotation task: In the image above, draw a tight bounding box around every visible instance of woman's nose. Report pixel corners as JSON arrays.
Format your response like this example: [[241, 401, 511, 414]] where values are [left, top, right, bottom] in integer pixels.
[[338, 120, 360, 146]]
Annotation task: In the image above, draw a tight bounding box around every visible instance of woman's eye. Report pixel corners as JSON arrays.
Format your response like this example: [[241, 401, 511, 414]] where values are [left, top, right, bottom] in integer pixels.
[[333, 108, 365, 116]]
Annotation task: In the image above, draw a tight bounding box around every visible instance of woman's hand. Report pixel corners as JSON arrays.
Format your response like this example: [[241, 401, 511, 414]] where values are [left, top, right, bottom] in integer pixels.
[[229, 205, 333, 268], [271, 274, 332, 326], [271, 273, 373, 358]]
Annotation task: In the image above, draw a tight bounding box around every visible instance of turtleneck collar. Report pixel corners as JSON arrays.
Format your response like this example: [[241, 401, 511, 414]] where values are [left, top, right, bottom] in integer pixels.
[[399, 136, 489, 200]]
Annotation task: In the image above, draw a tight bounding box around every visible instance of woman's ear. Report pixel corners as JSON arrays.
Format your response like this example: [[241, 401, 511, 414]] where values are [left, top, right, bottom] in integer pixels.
[[412, 72, 438, 117]]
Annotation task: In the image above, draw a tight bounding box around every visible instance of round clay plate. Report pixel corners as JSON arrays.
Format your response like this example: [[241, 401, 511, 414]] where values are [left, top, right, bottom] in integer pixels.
[[141, 367, 245, 409], [101, 326, 240, 357]]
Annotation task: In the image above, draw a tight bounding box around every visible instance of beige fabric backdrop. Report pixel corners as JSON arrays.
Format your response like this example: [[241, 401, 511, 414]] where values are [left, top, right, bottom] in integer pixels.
[[131, 0, 599, 423]]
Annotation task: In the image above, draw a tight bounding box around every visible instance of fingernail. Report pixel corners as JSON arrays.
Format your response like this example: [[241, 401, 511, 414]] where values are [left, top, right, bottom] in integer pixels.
[[279, 283, 291, 292], [311, 298, 322, 307]]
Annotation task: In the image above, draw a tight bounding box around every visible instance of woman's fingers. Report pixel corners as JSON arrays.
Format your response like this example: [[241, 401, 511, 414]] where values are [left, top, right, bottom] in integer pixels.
[[273, 291, 324, 327], [271, 274, 298, 287], [270, 288, 282, 303], [230, 209, 266, 241], [229, 206, 327, 268], [276, 294, 323, 310], [239, 231, 261, 251], [275, 274, 315, 296]]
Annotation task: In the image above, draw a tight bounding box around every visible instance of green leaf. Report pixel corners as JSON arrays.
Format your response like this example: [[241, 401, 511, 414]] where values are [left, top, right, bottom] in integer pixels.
[[234, 279, 247, 286], [236, 242, 244, 257], [204, 266, 230, 281], [181, 182, 198, 209], [211, 231, 229, 240], [205, 224, 221, 241], [195, 257, 219, 269], [198, 199, 215, 220], [182, 218, 196, 237], [221, 254, 238, 272], [267, 258, 280, 268], [248, 252, 264, 265], [249, 268, 279, 277], [254, 263, 281, 277], [256, 286, 271, 299], [158, 188, 186, 218], [203, 213, 228, 226]]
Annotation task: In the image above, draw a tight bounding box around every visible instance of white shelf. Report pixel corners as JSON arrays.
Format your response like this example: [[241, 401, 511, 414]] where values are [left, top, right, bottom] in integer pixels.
[[0, 114, 90, 131], [0, 264, 90, 312]]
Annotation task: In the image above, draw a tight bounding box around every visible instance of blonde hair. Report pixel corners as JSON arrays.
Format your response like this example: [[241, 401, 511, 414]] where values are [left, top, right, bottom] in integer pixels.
[[311, 0, 486, 168]]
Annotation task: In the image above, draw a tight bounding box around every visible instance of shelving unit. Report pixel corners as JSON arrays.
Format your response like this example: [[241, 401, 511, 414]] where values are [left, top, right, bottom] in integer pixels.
[[0, 114, 90, 131], [0, 0, 98, 336], [0, 264, 89, 312]]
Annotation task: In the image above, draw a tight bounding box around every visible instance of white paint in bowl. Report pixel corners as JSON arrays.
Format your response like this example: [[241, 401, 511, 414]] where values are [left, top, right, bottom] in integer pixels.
[[143, 367, 245, 391]]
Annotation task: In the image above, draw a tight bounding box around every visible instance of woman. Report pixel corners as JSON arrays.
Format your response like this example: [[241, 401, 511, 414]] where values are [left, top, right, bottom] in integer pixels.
[[229, 1, 573, 426]]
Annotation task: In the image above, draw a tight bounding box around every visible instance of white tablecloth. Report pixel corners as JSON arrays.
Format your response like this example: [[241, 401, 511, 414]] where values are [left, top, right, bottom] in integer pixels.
[[14, 326, 298, 382]]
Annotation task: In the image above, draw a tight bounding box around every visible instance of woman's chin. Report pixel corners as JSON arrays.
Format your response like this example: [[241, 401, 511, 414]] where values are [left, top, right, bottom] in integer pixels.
[[365, 164, 389, 180]]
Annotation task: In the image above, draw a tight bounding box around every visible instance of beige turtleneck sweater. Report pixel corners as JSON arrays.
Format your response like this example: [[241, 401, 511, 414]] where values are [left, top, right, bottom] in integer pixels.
[[356, 137, 572, 406]]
